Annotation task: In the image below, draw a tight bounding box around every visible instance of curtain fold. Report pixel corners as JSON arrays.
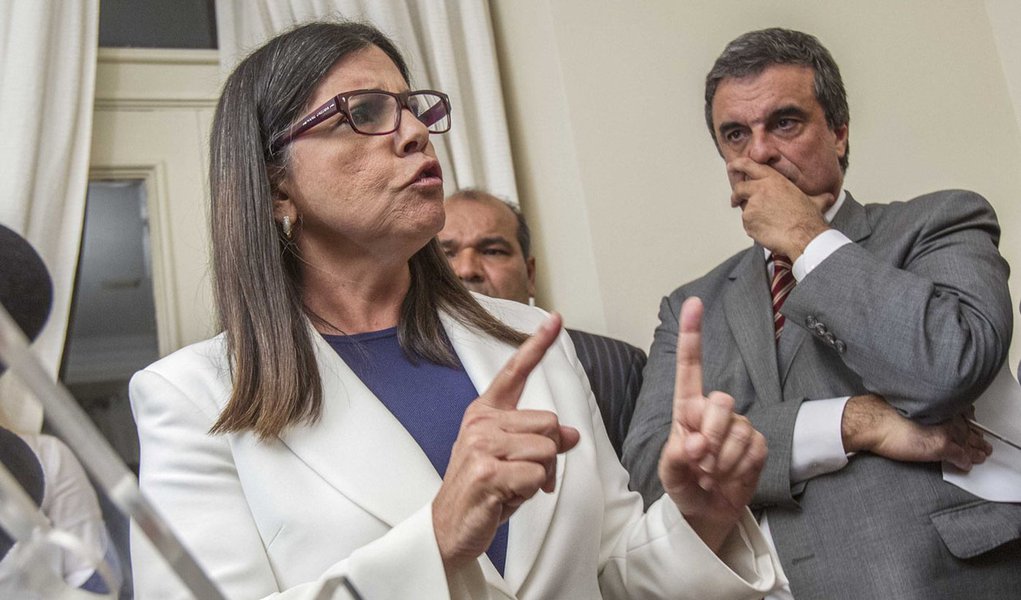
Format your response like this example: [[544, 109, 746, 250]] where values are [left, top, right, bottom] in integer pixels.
[[0, 1, 100, 432], [215, 0, 519, 201]]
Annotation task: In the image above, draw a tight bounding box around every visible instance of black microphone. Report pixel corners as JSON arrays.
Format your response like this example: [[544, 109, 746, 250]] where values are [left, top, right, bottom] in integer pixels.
[[0, 428, 44, 559], [0, 224, 52, 376], [0, 225, 51, 558]]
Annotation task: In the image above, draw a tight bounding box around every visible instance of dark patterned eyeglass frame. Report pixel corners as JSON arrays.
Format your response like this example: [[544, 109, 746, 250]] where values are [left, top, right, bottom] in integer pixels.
[[271, 89, 451, 153]]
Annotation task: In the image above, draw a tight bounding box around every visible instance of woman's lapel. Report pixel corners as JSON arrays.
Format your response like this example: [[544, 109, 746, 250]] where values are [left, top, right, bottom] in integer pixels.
[[440, 307, 565, 595], [277, 306, 564, 596], [277, 330, 441, 528]]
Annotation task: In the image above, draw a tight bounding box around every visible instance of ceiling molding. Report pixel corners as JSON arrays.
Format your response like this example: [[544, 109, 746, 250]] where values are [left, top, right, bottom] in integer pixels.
[[94, 97, 218, 110], [97, 47, 219, 66], [95, 47, 222, 110]]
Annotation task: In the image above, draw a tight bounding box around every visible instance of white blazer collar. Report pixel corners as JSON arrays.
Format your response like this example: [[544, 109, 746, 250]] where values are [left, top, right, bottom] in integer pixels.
[[276, 328, 441, 528], [438, 307, 566, 594], [278, 304, 564, 595]]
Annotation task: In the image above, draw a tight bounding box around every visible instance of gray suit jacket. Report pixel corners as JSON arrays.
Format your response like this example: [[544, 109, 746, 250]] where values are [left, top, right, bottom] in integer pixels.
[[566, 328, 646, 458], [623, 190, 1021, 599]]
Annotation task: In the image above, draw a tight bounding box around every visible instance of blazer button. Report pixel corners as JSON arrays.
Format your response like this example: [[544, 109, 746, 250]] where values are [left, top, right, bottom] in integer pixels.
[[806, 315, 818, 327], [824, 332, 837, 345], [814, 323, 828, 335], [835, 340, 847, 353]]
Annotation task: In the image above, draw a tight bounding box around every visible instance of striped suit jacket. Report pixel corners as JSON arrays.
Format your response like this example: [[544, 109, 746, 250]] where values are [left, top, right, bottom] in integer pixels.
[[566, 329, 647, 458]]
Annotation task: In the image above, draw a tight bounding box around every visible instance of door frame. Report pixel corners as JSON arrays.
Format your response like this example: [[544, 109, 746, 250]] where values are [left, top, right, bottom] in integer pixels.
[[91, 48, 220, 355]]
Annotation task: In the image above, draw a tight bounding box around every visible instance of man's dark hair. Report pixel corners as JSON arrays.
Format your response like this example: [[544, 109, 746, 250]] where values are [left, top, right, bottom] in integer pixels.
[[704, 27, 850, 171], [448, 189, 531, 259]]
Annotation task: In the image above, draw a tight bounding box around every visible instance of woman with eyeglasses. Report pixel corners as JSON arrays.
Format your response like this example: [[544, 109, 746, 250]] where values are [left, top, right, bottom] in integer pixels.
[[129, 21, 783, 600]]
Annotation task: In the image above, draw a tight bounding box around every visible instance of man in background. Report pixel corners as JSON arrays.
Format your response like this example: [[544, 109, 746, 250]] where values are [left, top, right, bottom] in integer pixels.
[[622, 27, 1021, 599], [440, 189, 646, 458]]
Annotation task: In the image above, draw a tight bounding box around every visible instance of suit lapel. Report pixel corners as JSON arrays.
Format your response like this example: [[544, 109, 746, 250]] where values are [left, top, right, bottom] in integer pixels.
[[777, 192, 872, 385], [724, 247, 784, 405], [277, 330, 441, 529], [439, 310, 564, 596], [277, 311, 562, 596], [777, 323, 809, 386], [830, 192, 872, 243]]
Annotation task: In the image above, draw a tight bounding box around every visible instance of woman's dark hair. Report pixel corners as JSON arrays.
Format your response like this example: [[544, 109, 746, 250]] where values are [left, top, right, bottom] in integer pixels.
[[209, 21, 526, 439], [704, 27, 850, 172]]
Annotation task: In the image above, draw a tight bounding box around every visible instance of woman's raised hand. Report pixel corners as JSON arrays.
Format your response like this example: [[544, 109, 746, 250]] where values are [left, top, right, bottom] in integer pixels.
[[658, 297, 767, 552], [433, 314, 580, 573]]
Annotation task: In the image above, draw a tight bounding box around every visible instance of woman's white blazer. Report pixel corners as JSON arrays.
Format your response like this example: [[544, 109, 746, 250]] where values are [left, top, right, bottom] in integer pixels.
[[129, 295, 783, 599]]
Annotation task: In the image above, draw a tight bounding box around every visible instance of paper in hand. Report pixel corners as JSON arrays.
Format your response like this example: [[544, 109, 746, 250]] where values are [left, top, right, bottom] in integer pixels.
[[943, 364, 1021, 502]]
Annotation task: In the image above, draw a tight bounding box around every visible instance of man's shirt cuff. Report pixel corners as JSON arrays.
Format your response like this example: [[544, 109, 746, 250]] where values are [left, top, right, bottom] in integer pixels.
[[790, 396, 851, 483], [792, 229, 851, 281]]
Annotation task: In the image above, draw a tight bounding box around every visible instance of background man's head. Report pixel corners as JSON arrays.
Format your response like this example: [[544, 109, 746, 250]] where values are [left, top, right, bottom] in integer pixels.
[[704, 27, 850, 173], [439, 189, 535, 304]]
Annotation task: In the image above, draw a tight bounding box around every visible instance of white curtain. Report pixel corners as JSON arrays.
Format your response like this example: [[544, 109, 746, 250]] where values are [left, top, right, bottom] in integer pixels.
[[215, 0, 519, 202], [0, 1, 100, 432]]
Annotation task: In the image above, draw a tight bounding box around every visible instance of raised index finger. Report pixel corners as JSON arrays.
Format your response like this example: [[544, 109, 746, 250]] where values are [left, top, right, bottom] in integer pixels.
[[673, 297, 705, 427], [481, 313, 563, 411]]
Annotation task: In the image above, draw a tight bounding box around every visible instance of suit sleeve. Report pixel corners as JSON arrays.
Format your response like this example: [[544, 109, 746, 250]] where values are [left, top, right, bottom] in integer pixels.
[[782, 191, 1012, 423], [619, 345, 648, 453], [129, 368, 478, 600]]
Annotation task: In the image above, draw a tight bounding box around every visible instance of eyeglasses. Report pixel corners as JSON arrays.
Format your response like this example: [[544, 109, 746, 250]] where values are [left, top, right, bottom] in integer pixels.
[[272, 89, 451, 152]]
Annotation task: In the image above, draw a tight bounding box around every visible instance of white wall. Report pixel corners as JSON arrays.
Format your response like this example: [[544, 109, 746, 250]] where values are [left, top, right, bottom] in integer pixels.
[[491, 0, 1021, 370], [987, 0, 1021, 154]]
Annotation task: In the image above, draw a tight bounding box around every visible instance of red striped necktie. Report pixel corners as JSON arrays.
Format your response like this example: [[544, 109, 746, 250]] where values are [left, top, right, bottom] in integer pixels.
[[770, 254, 795, 340]]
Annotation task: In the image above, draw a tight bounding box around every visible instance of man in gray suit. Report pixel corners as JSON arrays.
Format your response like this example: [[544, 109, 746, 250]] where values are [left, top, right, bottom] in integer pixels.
[[440, 189, 646, 458], [623, 28, 1021, 599]]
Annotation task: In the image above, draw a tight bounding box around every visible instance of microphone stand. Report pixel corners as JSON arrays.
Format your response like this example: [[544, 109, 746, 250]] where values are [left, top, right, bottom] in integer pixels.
[[0, 304, 225, 600], [0, 460, 119, 596], [0, 459, 49, 539]]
